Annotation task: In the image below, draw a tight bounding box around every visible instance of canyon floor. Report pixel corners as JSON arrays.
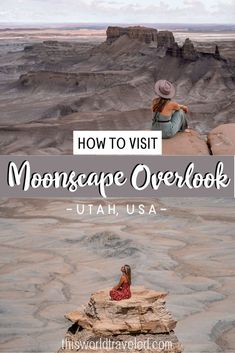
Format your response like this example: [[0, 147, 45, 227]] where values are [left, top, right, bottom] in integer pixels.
[[0, 197, 234, 353], [0, 28, 234, 154]]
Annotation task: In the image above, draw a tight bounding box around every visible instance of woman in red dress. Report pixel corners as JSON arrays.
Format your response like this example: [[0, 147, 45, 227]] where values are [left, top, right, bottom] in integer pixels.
[[110, 265, 131, 301]]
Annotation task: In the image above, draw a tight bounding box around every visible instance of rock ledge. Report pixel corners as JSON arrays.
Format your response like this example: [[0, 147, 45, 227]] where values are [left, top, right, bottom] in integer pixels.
[[208, 123, 235, 155], [58, 286, 183, 353]]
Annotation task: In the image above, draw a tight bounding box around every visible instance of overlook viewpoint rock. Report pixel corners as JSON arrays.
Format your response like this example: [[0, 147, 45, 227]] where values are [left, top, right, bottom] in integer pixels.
[[57, 286, 183, 353], [161, 125, 235, 155], [208, 123, 235, 155], [162, 130, 210, 155]]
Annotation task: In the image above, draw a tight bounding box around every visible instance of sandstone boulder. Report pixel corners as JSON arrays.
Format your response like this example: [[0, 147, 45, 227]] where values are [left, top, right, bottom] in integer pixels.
[[58, 287, 183, 353], [162, 130, 210, 155], [207, 123, 235, 155], [65, 286, 176, 335]]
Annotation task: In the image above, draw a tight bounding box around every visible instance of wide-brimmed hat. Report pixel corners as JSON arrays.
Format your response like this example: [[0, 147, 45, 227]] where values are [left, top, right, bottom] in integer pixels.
[[154, 79, 176, 99]]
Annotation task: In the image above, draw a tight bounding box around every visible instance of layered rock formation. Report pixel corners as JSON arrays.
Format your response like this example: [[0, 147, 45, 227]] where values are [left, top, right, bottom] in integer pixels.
[[181, 38, 199, 61], [167, 38, 199, 61], [157, 31, 175, 48], [106, 26, 221, 63], [58, 286, 183, 353], [106, 26, 158, 44], [19, 70, 131, 92], [106, 26, 175, 49]]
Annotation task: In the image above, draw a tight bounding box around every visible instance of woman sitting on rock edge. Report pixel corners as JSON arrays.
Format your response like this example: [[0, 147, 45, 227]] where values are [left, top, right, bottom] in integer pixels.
[[110, 265, 131, 301], [151, 79, 190, 139]]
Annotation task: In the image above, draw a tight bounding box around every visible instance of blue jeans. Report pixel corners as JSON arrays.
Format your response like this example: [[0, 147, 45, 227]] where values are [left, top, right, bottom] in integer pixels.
[[151, 109, 188, 139]]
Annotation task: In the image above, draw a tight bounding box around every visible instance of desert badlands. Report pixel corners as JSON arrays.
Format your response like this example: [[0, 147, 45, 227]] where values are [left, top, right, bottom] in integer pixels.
[[0, 26, 234, 154]]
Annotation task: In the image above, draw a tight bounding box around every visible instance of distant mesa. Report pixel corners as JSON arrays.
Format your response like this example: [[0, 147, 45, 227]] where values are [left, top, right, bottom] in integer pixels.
[[106, 26, 158, 44], [106, 25, 222, 62], [106, 26, 175, 49]]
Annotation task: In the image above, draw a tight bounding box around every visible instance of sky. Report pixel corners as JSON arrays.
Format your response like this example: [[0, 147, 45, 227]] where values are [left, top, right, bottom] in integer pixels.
[[0, 0, 234, 24]]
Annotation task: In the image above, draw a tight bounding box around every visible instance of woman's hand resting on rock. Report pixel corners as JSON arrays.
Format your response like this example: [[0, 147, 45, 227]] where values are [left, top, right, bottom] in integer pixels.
[[181, 105, 189, 113]]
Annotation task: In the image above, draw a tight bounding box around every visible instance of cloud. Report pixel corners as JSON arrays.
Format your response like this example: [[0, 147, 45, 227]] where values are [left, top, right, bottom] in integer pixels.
[[211, 0, 235, 19], [0, 0, 234, 23]]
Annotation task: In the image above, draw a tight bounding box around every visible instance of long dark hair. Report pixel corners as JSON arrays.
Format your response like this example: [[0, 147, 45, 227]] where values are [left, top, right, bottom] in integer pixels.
[[152, 97, 170, 113], [123, 264, 131, 285]]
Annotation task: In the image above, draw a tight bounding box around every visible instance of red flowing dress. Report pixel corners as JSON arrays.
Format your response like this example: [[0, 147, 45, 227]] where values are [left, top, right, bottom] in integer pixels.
[[110, 278, 131, 301]]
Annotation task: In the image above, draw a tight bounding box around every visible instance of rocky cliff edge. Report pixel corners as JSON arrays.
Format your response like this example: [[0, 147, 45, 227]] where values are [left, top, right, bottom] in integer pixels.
[[162, 124, 235, 155]]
